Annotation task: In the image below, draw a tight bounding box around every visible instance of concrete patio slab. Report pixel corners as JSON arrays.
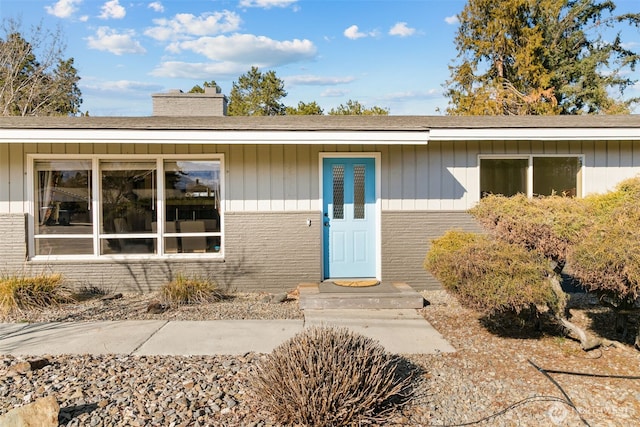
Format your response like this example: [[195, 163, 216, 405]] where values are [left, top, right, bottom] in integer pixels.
[[303, 309, 456, 354], [133, 320, 304, 356], [0, 312, 454, 356], [0, 321, 167, 356]]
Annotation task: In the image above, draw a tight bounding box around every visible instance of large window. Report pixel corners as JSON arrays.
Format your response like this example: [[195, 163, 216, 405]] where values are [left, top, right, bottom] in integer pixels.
[[480, 156, 582, 198], [34, 160, 93, 256], [31, 156, 223, 258]]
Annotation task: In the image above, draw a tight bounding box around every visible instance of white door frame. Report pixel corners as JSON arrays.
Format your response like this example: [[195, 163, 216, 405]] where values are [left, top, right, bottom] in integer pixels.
[[319, 152, 381, 281]]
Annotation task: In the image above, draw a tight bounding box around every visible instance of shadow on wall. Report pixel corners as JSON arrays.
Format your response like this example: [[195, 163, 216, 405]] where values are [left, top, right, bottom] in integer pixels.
[[384, 158, 468, 203], [107, 252, 254, 293]]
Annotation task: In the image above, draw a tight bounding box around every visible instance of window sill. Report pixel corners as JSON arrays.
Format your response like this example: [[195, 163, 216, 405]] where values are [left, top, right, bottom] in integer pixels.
[[28, 254, 225, 263]]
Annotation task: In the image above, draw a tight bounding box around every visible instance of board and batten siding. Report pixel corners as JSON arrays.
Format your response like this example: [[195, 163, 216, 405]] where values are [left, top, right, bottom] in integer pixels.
[[2, 140, 640, 214], [1, 139, 640, 291]]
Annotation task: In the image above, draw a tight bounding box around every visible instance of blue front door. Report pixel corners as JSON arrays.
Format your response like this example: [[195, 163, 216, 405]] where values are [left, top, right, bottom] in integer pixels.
[[323, 157, 376, 278]]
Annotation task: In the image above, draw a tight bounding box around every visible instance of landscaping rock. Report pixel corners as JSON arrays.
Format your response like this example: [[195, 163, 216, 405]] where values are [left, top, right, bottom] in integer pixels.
[[146, 300, 169, 314], [8, 358, 51, 376], [271, 293, 288, 303], [0, 395, 59, 427]]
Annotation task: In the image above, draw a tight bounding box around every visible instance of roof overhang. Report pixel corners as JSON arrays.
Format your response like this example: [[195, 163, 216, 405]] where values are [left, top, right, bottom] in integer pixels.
[[429, 127, 640, 141], [0, 129, 430, 145]]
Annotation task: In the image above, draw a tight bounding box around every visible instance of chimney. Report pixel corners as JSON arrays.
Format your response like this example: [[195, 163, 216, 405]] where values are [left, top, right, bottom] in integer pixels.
[[152, 88, 228, 116]]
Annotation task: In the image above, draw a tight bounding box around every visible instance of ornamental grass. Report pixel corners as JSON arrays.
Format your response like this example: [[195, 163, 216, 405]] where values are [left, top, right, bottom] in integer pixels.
[[0, 273, 70, 315], [160, 273, 225, 305]]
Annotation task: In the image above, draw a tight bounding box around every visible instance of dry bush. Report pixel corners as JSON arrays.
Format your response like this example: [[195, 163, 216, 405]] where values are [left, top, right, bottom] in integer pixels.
[[0, 273, 70, 315], [425, 230, 562, 316], [71, 284, 109, 302], [570, 177, 640, 306], [583, 175, 640, 216], [570, 197, 640, 307], [469, 194, 587, 269], [251, 326, 420, 427], [160, 273, 225, 305]]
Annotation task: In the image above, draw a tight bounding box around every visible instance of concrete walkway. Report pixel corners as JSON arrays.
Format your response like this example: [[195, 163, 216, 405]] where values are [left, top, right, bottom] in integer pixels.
[[0, 309, 455, 356]]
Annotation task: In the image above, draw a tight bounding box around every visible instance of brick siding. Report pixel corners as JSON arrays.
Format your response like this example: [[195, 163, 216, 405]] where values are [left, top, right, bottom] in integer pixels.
[[381, 211, 482, 290]]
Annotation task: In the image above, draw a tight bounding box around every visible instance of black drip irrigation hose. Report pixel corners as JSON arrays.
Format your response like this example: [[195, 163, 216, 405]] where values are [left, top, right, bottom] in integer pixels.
[[424, 358, 640, 426], [426, 395, 571, 427], [536, 367, 640, 380], [528, 359, 591, 427]]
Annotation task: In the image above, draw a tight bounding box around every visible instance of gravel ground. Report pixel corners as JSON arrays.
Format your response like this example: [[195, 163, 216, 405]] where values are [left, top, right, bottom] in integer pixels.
[[1, 289, 640, 426]]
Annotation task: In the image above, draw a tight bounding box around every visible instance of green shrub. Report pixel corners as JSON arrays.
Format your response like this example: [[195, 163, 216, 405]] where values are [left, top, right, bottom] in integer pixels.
[[569, 198, 640, 307], [0, 273, 70, 315], [469, 194, 587, 268], [160, 273, 224, 305], [251, 326, 418, 427], [583, 176, 640, 216], [426, 230, 562, 315]]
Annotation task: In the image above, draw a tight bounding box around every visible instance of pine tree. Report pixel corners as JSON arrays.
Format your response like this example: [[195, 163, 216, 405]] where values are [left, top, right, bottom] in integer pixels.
[[227, 67, 287, 116], [446, 0, 640, 115]]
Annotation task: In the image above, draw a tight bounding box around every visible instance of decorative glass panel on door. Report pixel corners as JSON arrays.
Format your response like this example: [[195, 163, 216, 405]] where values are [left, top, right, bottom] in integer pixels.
[[332, 164, 344, 220], [353, 164, 365, 219]]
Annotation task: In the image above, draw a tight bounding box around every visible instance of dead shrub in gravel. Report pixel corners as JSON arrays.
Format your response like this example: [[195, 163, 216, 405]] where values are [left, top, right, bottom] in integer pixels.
[[425, 230, 601, 350], [160, 273, 226, 305], [0, 273, 71, 315], [251, 326, 421, 427], [469, 193, 588, 270], [71, 284, 109, 302], [425, 230, 561, 316], [569, 190, 640, 347]]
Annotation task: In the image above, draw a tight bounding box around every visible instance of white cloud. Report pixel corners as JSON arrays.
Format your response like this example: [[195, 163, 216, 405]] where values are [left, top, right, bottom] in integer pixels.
[[444, 15, 459, 25], [285, 75, 355, 86], [321, 88, 350, 97], [150, 61, 247, 79], [45, 0, 82, 18], [382, 89, 441, 101], [151, 34, 317, 78], [344, 25, 366, 40], [145, 11, 241, 41], [99, 0, 126, 20], [239, 0, 297, 8], [343, 25, 379, 40], [86, 27, 146, 55], [148, 1, 164, 13], [82, 79, 163, 93], [170, 34, 316, 66], [389, 22, 415, 37]]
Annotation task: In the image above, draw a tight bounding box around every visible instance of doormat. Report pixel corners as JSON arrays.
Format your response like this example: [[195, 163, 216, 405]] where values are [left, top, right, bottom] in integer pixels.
[[333, 280, 379, 287]]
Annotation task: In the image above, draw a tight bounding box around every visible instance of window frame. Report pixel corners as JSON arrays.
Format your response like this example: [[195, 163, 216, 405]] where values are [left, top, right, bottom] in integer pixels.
[[478, 154, 584, 199], [27, 154, 225, 260]]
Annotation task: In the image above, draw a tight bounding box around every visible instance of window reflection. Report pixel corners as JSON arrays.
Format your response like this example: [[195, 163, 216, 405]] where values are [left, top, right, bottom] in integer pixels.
[[480, 158, 527, 198], [101, 161, 157, 254], [32, 157, 223, 257], [35, 161, 92, 234], [164, 161, 221, 253]]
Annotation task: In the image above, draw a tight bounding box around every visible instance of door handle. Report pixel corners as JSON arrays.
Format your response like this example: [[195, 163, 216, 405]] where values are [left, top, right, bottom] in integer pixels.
[[324, 222, 330, 227]]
